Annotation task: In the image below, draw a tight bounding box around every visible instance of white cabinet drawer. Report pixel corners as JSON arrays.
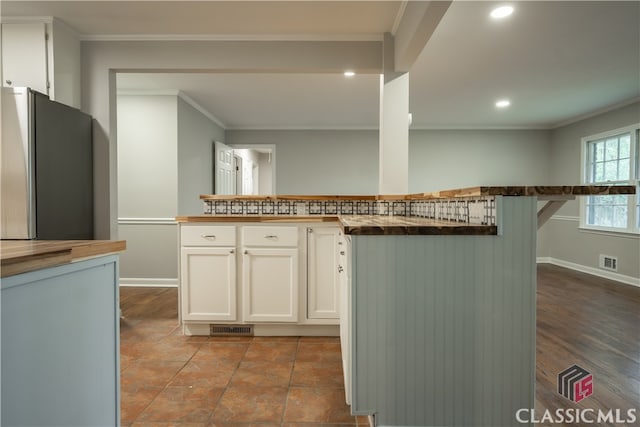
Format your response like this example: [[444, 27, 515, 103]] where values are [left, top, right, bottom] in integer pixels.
[[181, 225, 236, 246], [242, 226, 298, 247]]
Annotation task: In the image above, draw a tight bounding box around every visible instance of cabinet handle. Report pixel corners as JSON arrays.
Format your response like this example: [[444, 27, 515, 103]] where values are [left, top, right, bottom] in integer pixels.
[[308, 228, 313, 233], [201, 234, 216, 239], [264, 235, 278, 239], [340, 251, 345, 255], [338, 265, 344, 273], [229, 249, 235, 254], [244, 250, 249, 255], [5, 80, 12, 86]]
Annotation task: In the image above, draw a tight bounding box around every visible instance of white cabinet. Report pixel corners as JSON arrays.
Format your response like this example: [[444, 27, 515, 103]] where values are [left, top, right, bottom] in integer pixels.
[[307, 227, 340, 319], [242, 248, 299, 322], [338, 234, 352, 405], [242, 226, 298, 322], [1, 23, 49, 95], [1, 20, 81, 108], [181, 247, 236, 321], [180, 225, 237, 321], [179, 222, 341, 331]]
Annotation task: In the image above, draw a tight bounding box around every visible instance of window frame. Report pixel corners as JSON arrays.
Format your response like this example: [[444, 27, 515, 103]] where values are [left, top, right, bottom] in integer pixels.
[[579, 123, 640, 235]]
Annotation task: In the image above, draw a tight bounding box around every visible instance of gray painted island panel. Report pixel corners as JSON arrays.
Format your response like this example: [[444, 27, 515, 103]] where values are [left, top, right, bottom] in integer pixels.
[[350, 197, 536, 426], [1, 255, 121, 427]]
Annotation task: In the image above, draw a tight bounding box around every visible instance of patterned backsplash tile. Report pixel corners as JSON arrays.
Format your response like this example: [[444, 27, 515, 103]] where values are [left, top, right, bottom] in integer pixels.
[[203, 197, 497, 226]]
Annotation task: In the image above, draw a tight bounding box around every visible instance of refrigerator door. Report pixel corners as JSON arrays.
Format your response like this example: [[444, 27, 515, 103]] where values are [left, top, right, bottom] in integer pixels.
[[1, 87, 35, 239], [33, 91, 94, 239]]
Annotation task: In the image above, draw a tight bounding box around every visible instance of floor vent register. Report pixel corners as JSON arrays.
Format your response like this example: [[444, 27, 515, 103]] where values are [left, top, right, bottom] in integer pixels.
[[210, 324, 254, 336]]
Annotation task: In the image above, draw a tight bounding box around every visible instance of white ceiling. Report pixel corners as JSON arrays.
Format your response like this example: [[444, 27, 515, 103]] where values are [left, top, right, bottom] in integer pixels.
[[2, 1, 639, 129]]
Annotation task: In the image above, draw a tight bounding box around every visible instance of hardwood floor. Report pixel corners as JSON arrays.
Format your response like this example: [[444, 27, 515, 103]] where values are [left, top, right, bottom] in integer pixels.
[[120, 264, 640, 426], [535, 264, 639, 426]]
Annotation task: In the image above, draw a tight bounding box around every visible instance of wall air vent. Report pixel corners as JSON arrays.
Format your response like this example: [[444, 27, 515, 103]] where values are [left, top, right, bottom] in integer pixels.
[[599, 255, 618, 271], [210, 325, 253, 336]]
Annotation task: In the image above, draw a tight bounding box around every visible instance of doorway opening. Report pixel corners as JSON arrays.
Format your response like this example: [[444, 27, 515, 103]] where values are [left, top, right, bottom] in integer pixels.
[[214, 142, 276, 195]]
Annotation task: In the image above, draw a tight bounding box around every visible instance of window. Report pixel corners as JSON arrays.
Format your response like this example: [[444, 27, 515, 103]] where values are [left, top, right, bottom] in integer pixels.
[[581, 123, 640, 234]]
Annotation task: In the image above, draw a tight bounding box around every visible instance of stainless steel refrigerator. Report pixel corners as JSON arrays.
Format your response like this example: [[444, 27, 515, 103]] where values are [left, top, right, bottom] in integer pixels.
[[1, 87, 94, 239]]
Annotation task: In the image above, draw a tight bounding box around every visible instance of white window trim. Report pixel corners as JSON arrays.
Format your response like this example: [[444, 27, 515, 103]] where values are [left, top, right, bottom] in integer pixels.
[[579, 122, 640, 235]]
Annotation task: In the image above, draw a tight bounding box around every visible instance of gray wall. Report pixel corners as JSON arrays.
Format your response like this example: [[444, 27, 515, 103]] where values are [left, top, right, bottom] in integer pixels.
[[177, 97, 225, 215], [409, 130, 552, 193], [225, 130, 379, 194], [116, 100, 639, 284], [117, 94, 223, 284], [117, 95, 178, 217], [541, 101, 640, 280], [226, 129, 554, 195]]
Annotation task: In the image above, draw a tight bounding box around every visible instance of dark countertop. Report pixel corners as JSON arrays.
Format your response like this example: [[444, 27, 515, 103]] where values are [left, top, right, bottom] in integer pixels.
[[1, 240, 127, 278], [338, 215, 497, 235]]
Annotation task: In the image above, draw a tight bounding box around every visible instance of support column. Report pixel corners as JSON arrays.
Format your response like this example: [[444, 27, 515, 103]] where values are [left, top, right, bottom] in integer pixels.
[[379, 33, 409, 195]]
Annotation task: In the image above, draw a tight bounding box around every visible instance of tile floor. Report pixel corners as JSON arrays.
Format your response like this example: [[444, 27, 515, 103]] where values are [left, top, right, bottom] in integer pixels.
[[120, 288, 369, 426]]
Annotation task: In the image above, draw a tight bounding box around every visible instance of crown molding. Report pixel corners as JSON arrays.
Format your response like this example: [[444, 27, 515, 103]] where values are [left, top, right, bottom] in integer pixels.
[[116, 89, 179, 96], [177, 91, 227, 129], [409, 124, 551, 131], [79, 33, 383, 42], [116, 89, 226, 129], [551, 96, 640, 129], [0, 16, 53, 24], [226, 125, 379, 131], [391, 1, 409, 36]]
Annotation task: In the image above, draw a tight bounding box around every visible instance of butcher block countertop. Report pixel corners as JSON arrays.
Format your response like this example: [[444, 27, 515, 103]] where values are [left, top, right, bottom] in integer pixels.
[[200, 185, 635, 201], [182, 185, 635, 236], [0, 240, 126, 278]]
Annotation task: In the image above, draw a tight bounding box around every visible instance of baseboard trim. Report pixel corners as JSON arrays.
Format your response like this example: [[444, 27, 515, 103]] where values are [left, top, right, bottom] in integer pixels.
[[537, 257, 640, 288], [119, 278, 178, 288]]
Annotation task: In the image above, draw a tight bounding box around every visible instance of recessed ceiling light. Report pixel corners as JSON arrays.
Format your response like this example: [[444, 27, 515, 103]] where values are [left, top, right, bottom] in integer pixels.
[[344, 71, 355, 77], [490, 5, 514, 19], [495, 99, 511, 108]]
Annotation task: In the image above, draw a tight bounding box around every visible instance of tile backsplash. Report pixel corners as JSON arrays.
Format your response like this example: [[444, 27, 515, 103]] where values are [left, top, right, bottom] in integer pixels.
[[203, 197, 497, 226]]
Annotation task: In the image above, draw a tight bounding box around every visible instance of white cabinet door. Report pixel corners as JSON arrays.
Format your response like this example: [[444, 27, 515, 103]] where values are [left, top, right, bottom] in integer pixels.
[[307, 227, 340, 319], [338, 235, 352, 405], [181, 247, 237, 321], [243, 248, 298, 322], [1, 23, 49, 94]]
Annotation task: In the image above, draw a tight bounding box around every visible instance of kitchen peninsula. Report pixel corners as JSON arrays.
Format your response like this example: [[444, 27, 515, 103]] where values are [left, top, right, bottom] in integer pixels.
[[177, 185, 634, 427], [1, 240, 126, 426]]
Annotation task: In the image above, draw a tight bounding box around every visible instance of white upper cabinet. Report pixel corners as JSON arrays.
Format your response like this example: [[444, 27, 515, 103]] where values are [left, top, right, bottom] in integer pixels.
[[1, 23, 49, 95], [1, 20, 81, 108]]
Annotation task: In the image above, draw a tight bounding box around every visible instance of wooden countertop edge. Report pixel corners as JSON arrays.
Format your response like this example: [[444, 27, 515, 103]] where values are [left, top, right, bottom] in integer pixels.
[[176, 216, 340, 223], [1, 240, 127, 278], [175, 215, 498, 236], [199, 185, 636, 201], [1, 250, 73, 278]]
